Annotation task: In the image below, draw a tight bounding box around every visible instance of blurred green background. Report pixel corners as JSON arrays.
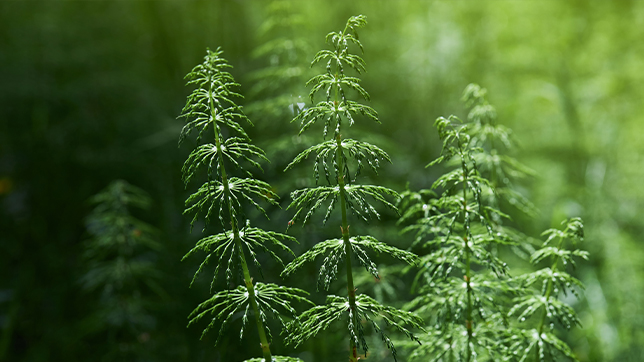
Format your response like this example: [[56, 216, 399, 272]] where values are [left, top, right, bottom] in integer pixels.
[[1, 1, 643, 361]]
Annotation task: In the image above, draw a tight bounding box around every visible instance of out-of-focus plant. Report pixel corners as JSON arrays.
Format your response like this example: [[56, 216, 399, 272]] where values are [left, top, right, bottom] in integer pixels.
[[245, 0, 315, 234], [178, 48, 310, 362], [397, 85, 533, 361], [462, 84, 536, 223], [398, 85, 589, 362], [281, 15, 423, 362], [80, 180, 162, 361], [460, 84, 538, 263], [398, 84, 535, 268], [246, 0, 312, 131], [507, 218, 587, 361], [401, 111, 515, 362]]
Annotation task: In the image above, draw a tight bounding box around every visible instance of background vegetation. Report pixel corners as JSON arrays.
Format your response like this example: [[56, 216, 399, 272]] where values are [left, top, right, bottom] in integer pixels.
[[1, 1, 642, 361]]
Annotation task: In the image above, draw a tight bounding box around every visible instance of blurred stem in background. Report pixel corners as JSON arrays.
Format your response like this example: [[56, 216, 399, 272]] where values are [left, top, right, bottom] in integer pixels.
[[80, 180, 163, 361]]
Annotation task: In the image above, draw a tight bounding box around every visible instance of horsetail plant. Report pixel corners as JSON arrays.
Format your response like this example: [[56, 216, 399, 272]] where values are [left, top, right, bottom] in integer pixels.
[[81, 180, 161, 361], [461, 84, 536, 223], [281, 15, 423, 362], [398, 84, 534, 266], [507, 218, 587, 361], [398, 86, 588, 362], [245, 0, 314, 215], [246, 0, 312, 128], [401, 107, 519, 361], [178, 48, 310, 362]]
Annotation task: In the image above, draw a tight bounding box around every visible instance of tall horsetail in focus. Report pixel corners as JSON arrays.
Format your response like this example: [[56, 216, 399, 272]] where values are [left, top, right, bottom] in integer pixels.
[[178, 48, 309, 362], [281, 15, 423, 362]]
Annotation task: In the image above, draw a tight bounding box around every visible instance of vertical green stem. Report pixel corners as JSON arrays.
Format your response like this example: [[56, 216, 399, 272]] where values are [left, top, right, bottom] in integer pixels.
[[462, 161, 473, 362], [336, 134, 359, 362], [535, 236, 565, 360], [210, 92, 272, 362], [333, 25, 359, 361], [486, 120, 500, 257]]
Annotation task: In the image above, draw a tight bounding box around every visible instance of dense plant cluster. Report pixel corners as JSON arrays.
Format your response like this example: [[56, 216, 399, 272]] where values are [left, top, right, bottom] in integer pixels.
[[397, 86, 587, 362], [10, 2, 644, 362], [400, 104, 516, 362], [172, 13, 588, 362]]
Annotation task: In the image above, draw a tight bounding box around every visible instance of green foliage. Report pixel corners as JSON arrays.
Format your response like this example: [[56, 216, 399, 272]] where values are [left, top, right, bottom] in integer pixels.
[[246, 0, 312, 125], [286, 295, 423, 360], [399, 86, 589, 362], [398, 86, 541, 362], [507, 218, 587, 361], [461, 83, 536, 218], [184, 177, 278, 228], [4, 2, 636, 361], [294, 99, 378, 138], [353, 264, 408, 304], [288, 183, 398, 226], [182, 137, 268, 184], [183, 225, 296, 287], [244, 0, 314, 202], [179, 51, 249, 143], [286, 138, 390, 184], [80, 180, 162, 360], [284, 15, 421, 362], [179, 48, 307, 362], [282, 235, 417, 291], [402, 112, 514, 361], [187, 282, 311, 344]]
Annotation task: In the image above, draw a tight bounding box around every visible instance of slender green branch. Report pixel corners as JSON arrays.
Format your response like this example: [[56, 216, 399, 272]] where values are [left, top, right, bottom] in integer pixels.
[[337, 133, 359, 362], [537, 237, 564, 335], [534, 227, 568, 361], [462, 164, 473, 362], [507, 218, 586, 361], [210, 90, 273, 361], [333, 22, 359, 361]]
